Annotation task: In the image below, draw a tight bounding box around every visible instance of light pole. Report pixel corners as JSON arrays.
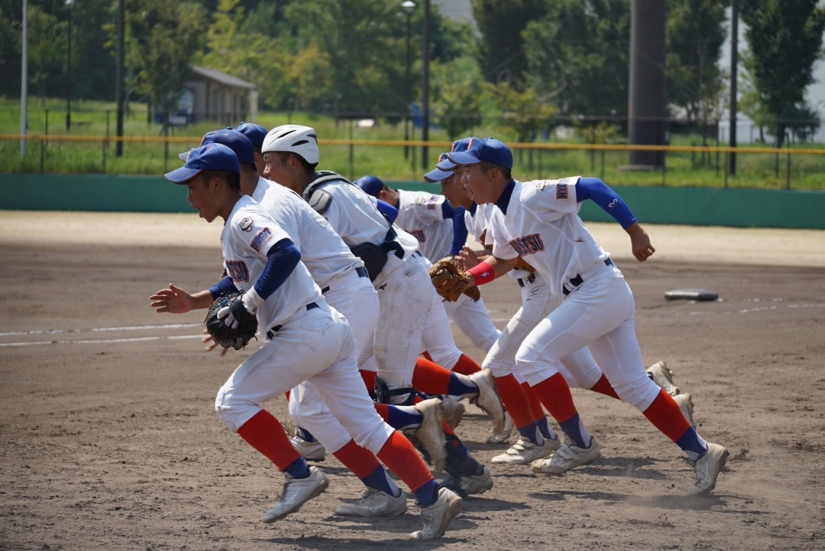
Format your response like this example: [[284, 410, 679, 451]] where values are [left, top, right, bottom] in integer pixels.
[[402, 1, 415, 160], [421, 0, 430, 169], [65, 0, 74, 131]]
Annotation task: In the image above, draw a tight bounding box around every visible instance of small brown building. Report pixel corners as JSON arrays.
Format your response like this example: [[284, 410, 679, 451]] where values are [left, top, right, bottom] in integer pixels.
[[182, 66, 258, 126]]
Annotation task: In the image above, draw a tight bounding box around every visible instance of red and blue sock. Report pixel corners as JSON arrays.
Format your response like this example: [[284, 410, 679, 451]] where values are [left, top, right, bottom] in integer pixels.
[[643, 390, 708, 461]]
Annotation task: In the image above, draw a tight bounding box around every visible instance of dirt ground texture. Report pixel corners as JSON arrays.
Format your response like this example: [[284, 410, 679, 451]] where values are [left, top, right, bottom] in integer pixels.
[[1, 212, 824, 550]]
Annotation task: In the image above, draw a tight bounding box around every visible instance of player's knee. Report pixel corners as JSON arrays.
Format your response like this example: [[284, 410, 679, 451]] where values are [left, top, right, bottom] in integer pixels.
[[483, 359, 513, 379], [426, 345, 461, 371], [214, 387, 256, 433]]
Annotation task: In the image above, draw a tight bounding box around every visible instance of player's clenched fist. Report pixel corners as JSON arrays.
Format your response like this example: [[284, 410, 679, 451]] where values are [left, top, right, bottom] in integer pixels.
[[626, 223, 655, 262]]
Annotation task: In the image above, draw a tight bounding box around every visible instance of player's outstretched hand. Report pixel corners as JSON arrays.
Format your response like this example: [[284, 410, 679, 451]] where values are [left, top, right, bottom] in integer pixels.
[[626, 223, 655, 262], [458, 246, 481, 270], [202, 329, 230, 357], [150, 283, 195, 314]]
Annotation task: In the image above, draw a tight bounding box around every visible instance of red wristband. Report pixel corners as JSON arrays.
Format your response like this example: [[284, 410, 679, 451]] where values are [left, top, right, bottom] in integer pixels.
[[468, 262, 495, 286]]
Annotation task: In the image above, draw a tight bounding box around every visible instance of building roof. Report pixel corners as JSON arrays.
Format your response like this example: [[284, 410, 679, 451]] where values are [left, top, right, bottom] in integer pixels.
[[189, 66, 257, 90]]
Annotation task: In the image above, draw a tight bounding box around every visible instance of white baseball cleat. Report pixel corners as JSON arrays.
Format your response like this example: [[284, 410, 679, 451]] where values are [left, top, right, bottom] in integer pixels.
[[468, 369, 506, 434], [291, 431, 327, 462], [689, 442, 729, 496], [492, 435, 560, 465], [262, 466, 329, 523], [674, 393, 695, 427], [441, 395, 465, 430], [531, 437, 601, 474], [647, 361, 680, 396], [410, 487, 463, 540], [486, 410, 515, 444], [409, 398, 448, 473], [442, 465, 494, 497], [334, 488, 408, 517]]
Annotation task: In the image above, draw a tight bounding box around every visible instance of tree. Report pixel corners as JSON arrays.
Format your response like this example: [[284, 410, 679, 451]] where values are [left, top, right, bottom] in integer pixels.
[[431, 56, 483, 140], [198, 0, 290, 109], [741, 0, 825, 148], [125, 0, 207, 121], [522, 0, 630, 121], [484, 82, 558, 143], [473, 0, 546, 89], [665, 0, 728, 140]]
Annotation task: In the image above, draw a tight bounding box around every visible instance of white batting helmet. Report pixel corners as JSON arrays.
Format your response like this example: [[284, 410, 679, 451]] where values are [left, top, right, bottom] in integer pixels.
[[261, 125, 320, 164]]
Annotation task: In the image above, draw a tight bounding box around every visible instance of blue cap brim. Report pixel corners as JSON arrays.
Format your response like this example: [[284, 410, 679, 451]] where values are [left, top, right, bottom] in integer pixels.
[[164, 166, 203, 184], [424, 167, 455, 183], [436, 158, 457, 171], [446, 151, 481, 165]]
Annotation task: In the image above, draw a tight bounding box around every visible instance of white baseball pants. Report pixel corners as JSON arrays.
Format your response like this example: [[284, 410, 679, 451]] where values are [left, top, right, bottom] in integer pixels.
[[215, 304, 394, 454], [515, 264, 661, 411]]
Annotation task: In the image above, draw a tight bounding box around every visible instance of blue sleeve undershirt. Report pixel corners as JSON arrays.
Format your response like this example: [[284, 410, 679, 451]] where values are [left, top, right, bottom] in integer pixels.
[[376, 199, 398, 223], [575, 178, 637, 229], [208, 276, 237, 300], [449, 207, 468, 256], [254, 238, 301, 300]]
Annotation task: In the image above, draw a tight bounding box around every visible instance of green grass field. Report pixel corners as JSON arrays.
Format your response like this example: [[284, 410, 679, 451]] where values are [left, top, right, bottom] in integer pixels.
[[2, 97, 823, 190]]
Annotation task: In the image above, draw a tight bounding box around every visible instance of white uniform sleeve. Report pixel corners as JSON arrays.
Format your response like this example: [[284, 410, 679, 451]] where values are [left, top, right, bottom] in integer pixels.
[[231, 213, 291, 259], [410, 192, 447, 223], [522, 176, 582, 220]]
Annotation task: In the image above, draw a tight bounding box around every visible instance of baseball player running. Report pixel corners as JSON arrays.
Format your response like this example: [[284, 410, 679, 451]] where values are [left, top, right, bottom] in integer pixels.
[[443, 138, 727, 495], [190, 129, 449, 517], [150, 143, 462, 539], [259, 125, 498, 496], [355, 175, 513, 442], [430, 149, 695, 466]]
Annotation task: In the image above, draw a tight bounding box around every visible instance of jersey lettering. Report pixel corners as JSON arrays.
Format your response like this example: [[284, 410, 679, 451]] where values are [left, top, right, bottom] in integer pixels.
[[251, 227, 273, 253], [410, 229, 426, 243], [226, 260, 250, 282], [556, 183, 568, 199], [509, 233, 546, 256]]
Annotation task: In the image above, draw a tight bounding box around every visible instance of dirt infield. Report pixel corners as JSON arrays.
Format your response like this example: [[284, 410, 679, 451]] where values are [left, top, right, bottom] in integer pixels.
[[1, 212, 824, 550]]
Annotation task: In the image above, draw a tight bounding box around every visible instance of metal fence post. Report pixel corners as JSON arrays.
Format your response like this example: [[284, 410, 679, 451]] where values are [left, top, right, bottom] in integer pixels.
[[600, 149, 605, 180], [39, 136, 44, 173], [724, 152, 729, 188], [786, 152, 791, 190]]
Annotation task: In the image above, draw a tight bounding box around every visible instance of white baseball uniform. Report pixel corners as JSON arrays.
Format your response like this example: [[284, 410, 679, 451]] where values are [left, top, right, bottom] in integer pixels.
[[304, 177, 434, 403], [395, 190, 500, 355], [487, 178, 660, 411], [251, 177, 380, 452], [213, 196, 394, 455]]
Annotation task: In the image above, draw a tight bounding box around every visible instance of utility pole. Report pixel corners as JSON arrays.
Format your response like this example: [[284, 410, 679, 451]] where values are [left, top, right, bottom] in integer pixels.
[[729, 0, 739, 175], [403, 1, 415, 160], [421, 0, 430, 169], [116, 0, 125, 157], [66, 0, 73, 131], [21, 0, 28, 156], [627, 0, 666, 168]]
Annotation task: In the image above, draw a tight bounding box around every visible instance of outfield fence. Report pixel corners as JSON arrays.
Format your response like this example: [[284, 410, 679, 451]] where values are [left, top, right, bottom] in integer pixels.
[[1, 134, 824, 190]]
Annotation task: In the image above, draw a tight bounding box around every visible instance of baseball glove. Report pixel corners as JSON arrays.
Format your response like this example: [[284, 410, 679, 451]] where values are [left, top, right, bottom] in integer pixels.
[[204, 292, 259, 350], [429, 259, 481, 302]]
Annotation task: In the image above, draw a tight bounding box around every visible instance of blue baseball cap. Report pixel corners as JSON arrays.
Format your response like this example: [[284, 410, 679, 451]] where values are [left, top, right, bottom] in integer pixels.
[[179, 129, 255, 165], [424, 153, 457, 183], [450, 137, 473, 153], [447, 137, 513, 170], [235, 122, 268, 150], [355, 175, 386, 197], [165, 143, 241, 184]]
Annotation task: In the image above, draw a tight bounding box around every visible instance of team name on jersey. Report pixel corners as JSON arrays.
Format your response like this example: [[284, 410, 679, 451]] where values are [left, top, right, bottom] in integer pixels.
[[226, 260, 250, 282], [509, 233, 545, 256], [251, 227, 273, 253], [410, 229, 427, 243]]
